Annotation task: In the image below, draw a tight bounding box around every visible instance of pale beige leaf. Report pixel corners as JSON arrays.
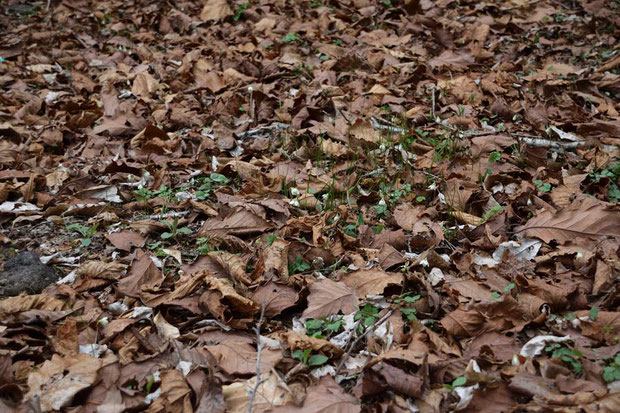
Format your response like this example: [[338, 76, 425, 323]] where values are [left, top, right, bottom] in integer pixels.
[[76, 260, 127, 280], [26, 354, 102, 412], [200, 0, 233, 21], [0, 294, 65, 313], [223, 371, 293, 413], [154, 312, 180, 340], [272, 376, 360, 413], [131, 72, 160, 98]]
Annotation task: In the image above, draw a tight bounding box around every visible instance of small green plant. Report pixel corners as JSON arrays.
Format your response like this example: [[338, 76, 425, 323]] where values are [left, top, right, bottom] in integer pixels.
[[444, 376, 467, 390], [489, 151, 501, 163], [281, 32, 302, 44], [289, 256, 310, 274], [66, 223, 98, 247], [133, 187, 153, 201], [415, 196, 426, 203], [545, 343, 583, 374], [305, 317, 344, 339], [233, 2, 249, 21], [603, 353, 620, 382], [266, 234, 277, 246], [491, 283, 516, 299], [372, 199, 388, 217], [480, 205, 503, 223], [355, 304, 380, 333], [588, 162, 620, 202], [197, 237, 214, 255], [393, 292, 421, 321], [161, 218, 192, 240], [145, 375, 155, 394], [381, 0, 393, 7], [533, 179, 552, 193], [195, 173, 230, 200], [292, 349, 329, 366], [590, 306, 599, 321]]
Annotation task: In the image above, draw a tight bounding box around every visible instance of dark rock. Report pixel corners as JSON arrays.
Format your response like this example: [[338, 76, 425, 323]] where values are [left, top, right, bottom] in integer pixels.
[[0, 252, 57, 297]]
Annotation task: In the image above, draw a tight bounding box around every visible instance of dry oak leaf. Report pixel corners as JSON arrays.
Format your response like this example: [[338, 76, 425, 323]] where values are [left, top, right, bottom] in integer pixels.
[[302, 279, 358, 319], [205, 342, 282, 375], [26, 353, 102, 412], [0, 294, 66, 313], [516, 196, 620, 244], [76, 260, 127, 280], [200, 0, 233, 21], [341, 269, 403, 298]]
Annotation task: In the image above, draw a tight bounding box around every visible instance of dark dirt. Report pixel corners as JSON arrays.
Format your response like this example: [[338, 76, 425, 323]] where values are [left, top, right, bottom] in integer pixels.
[[0, 252, 57, 297]]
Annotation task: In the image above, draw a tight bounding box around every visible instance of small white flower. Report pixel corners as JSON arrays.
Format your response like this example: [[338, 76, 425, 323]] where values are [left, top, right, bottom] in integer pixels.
[[378, 198, 386, 206], [247, 86, 254, 93], [290, 187, 300, 196], [289, 198, 300, 207], [322, 193, 329, 201]]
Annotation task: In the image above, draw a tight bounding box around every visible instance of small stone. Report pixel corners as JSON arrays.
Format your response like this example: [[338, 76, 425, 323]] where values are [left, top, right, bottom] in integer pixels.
[[0, 252, 57, 297]]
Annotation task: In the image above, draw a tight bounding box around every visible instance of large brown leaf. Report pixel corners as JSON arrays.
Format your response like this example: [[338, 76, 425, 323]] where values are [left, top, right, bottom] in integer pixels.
[[205, 343, 281, 375], [516, 197, 620, 244], [302, 279, 358, 318], [340, 268, 403, 298]]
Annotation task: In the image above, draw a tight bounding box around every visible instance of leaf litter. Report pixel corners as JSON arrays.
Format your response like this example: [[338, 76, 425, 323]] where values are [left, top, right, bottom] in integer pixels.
[[0, 0, 619, 411]]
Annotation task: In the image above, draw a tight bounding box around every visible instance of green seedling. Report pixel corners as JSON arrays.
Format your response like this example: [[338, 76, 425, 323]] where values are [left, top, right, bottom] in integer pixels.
[[533, 179, 552, 193], [66, 223, 98, 247], [288, 256, 310, 274], [292, 349, 329, 366], [305, 317, 344, 339], [161, 218, 192, 240], [444, 376, 467, 390], [603, 353, 620, 382], [545, 342, 583, 374]]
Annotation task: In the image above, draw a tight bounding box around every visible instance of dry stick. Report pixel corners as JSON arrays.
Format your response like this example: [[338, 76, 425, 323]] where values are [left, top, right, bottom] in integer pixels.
[[247, 304, 266, 413], [335, 308, 394, 375]]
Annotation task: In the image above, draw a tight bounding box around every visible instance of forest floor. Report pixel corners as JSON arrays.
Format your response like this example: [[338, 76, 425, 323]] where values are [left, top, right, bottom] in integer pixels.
[[0, 0, 619, 411]]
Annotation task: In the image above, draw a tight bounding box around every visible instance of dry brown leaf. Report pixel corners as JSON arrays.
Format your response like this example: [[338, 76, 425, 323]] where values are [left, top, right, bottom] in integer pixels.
[[302, 279, 358, 319], [204, 276, 260, 316], [132, 72, 160, 98], [272, 376, 360, 413], [281, 331, 344, 359], [200, 0, 233, 21], [516, 197, 620, 244], [341, 268, 403, 297], [0, 294, 66, 313], [145, 369, 193, 413], [251, 281, 299, 317], [76, 260, 127, 280], [223, 371, 294, 412], [107, 230, 146, 252], [26, 353, 102, 412], [205, 343, 281, 375]]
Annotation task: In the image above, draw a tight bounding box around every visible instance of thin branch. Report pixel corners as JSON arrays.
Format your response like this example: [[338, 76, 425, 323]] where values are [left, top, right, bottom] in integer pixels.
[[248, 304, 266, 413], [335, 308, 394, 375]]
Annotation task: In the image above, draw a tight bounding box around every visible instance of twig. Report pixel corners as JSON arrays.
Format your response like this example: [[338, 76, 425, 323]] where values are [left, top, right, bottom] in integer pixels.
[[501, 0, 542, 11], [518, 136, 585, 149], [129, 211, 190, 222], [248, 304, 265, 413], [335, 308, 394, 374]]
